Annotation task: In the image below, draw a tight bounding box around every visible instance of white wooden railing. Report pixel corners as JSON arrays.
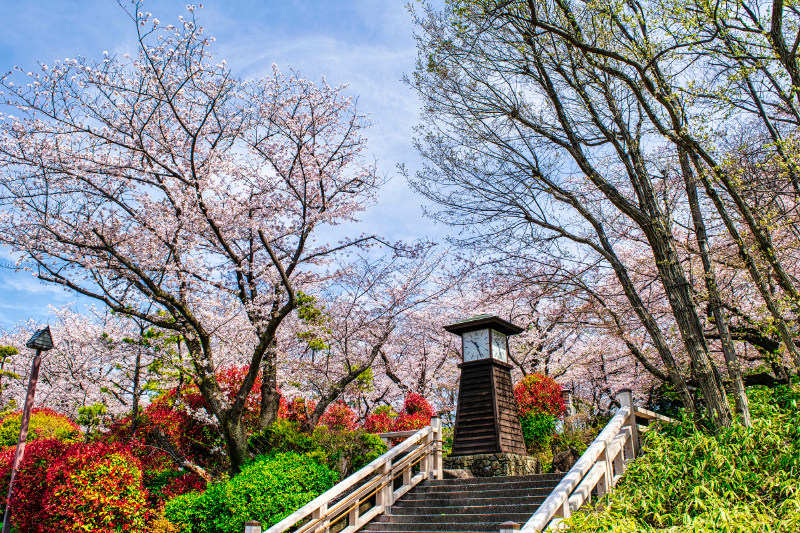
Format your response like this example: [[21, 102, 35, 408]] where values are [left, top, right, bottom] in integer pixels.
[[511, 389, 674, 532], [255, 417, 442, 533]]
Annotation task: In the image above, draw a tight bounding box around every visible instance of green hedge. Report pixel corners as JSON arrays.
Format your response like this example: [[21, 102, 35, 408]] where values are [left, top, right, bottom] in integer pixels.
[[164, 452, 337, 533], [563, 384, 800, 532], [250, 419, 386, 478]]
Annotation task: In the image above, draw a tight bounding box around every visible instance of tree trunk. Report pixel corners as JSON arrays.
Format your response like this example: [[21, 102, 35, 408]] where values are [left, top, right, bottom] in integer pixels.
[[257, 339, 282, 432], [131, 346, 143, 436], [679, 149, 751, 426], [221, 416, 250, 475], [643, 219, 733, 428]]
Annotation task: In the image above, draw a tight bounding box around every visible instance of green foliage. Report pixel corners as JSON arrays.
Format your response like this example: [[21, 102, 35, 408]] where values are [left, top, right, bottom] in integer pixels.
[[76, 402, 107, 437], [164, 453, 338, 533], [163, 492, 206, 533], [564, 384, 800, 532], [0, 346, 18, 357], [295, 291, 332, 352], [520, 412, 556, 452], [250, 419, 387, 478], [0, 408, 80, 447]]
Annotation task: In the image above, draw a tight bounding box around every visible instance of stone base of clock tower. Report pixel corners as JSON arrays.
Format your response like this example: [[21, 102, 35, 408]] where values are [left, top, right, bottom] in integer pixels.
[[443, 452, 541, 477]]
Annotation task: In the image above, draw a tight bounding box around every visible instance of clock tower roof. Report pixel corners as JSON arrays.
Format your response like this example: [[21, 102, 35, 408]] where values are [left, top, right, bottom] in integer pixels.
[[443, 314, 524, 336]]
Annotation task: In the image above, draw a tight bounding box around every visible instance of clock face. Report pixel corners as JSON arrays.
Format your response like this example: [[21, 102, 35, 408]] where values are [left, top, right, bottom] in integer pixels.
[[462, 329, 490, 361], [491, 330, 508, 362]]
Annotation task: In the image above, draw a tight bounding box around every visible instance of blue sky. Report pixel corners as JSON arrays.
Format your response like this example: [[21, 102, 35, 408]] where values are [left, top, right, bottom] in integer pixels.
[[0, 0, 445, 327]]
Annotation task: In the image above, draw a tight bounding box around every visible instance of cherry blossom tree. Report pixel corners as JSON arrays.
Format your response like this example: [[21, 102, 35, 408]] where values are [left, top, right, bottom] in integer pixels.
[[0, 306, 173, 422], [0, 3, 381, 472]]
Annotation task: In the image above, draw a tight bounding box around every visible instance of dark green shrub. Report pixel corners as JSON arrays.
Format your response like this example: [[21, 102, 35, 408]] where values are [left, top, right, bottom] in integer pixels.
[[164, 452, 338, 533], [520, 412, 556, 451]]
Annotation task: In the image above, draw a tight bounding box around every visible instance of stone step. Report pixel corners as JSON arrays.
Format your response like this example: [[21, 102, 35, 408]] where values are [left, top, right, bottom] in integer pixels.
[[375, 513, 534, 524], [393, 495, 547, 508], [390, 503, 541, 516], [403, 485, 555, 499], [425, 474, 562, 486], [361, 522, 516, 532], [408, 480, 560, 494]]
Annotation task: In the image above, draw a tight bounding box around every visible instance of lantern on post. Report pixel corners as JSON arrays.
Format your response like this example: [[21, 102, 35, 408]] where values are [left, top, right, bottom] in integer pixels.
[[443, 315, 528, 456], [2, 326, 53, 533]]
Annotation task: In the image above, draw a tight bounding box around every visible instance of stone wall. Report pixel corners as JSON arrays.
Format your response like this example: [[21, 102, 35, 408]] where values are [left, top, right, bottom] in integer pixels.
[[443, 452, 540, 477]]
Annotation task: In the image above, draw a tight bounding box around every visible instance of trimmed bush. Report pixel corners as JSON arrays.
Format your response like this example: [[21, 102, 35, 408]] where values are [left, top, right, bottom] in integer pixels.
[[0, 408, 80, 447], [250, 420, 386, 478], [163, 492, 205, 533], [164, 452, 338, 533], [520, 412, 557, 452], [0, 440, 149, 533]]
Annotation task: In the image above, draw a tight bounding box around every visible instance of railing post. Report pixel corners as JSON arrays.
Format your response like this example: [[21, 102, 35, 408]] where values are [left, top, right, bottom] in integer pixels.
[[419, 428, 432, 479], [617, 388, 640, 458], [376, 461, 393, 510], [244, 522, 262, 533], [431, 416, 443, 480], [499, 521, 521, 533], [348, 504, 359, 529], [312, 502, 329, 533], [595, 445, 612, 498]]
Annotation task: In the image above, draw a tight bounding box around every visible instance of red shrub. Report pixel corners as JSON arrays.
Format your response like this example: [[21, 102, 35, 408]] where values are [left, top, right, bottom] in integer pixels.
[[319, 402, 358, 430], [402, 393, 435, 419], [363, 394, 435, 434], [364, 412, 395, 434], [393, 412, 430, 432], [159, 472, 206, 501], [180, 365, 290, 430], [42, 442, 149, 533], [285, 397, 316, 424], [514, 374, 566, 418], [0, 439, 68, 532]]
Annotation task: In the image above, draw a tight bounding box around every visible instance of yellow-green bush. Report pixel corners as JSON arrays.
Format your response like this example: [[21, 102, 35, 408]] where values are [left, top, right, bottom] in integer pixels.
[[564, 384, 800, 532], [0, 407, 80, 446]]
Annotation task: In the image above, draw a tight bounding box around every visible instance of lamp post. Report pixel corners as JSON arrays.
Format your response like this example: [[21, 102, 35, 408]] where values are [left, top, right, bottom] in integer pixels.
[[2, 326, 53, 533]]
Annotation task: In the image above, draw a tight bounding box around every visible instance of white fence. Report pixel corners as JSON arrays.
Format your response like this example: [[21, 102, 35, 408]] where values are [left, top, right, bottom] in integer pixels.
[[511, 390, 674, 532], [253, 417, 442, 533]]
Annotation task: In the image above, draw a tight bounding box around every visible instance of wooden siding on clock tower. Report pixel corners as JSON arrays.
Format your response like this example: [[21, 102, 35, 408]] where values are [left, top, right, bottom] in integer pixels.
[[450, 358, 527, 456]]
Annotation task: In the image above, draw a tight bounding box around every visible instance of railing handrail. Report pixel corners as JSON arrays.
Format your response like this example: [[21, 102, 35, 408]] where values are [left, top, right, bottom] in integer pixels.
[[265, 425, 434, 533], [519, 393, 677, 533], [520, 406, 631, 532]]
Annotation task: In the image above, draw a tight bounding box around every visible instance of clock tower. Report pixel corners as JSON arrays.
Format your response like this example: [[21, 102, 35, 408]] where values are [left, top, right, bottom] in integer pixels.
[[444, 315, 528, 457]]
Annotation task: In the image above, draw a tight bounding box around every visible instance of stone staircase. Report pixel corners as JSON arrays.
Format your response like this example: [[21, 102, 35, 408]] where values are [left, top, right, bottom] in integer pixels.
[[361, 473, 564, 532]]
